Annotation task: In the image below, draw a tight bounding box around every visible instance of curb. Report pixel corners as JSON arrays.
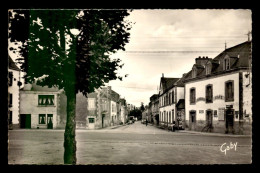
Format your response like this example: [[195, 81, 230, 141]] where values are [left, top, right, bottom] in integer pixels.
[[176, 130, 251, 137], [150, 124, 251, 137]]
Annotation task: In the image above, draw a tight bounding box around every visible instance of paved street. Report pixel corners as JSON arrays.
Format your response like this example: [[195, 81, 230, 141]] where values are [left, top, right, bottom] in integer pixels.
[[8, 121, 252, 165]]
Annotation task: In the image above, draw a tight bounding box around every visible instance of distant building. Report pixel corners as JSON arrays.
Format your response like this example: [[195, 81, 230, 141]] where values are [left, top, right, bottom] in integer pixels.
[[8, 57, 22, 129], [150, 94, 159, 125], [119, 98, 127, 124], [77, 86, 125, 129], [183, 41, 252, 135]]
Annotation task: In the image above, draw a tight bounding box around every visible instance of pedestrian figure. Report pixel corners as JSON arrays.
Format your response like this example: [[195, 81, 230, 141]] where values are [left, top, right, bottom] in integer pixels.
[[172, 121, 176, 132], [146, 119, 148, 126]]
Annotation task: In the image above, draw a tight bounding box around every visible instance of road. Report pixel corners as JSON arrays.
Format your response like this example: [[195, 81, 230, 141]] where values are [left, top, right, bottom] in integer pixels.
[[8, 121, 252, 165]]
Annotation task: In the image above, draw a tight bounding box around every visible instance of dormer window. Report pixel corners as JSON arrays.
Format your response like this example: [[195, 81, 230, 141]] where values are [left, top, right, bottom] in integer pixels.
[[206, 63, 212, 75], [223, 56, 230, 70], [192, 66, 197, 78]]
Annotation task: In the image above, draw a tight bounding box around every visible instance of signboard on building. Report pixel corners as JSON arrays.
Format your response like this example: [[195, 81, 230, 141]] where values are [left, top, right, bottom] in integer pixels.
[[218, 108, 225, 120], [214, 95, 225, 100], [196, 97, 206, 102], [226, 105, 233, 109], [199, 110, 204, 114]]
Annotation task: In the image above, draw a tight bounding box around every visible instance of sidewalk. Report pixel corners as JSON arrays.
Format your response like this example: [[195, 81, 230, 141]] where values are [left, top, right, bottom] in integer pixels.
[[149, 123, 251, 138]]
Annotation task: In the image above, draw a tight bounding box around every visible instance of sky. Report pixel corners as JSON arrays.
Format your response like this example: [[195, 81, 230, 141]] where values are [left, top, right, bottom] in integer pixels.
[[9, 9, 252, 107], [107, 9, 252, 107]]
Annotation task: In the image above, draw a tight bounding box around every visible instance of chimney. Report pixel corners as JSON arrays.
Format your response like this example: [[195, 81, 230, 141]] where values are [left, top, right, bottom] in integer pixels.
[[195, 56, 212, 66], [162, 73, 164, 78]]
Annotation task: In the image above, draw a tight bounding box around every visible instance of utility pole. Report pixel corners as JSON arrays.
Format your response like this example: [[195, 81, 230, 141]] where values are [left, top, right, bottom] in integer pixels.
[[246, 31, 252, 41]]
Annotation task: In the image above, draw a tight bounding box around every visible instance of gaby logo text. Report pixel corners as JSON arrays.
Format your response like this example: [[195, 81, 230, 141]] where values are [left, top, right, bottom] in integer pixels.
[[220, 142, 238, 155]]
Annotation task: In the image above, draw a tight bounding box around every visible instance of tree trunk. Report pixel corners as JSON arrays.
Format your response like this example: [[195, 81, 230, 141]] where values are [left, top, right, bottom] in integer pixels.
[[64, 90, 77, 164]]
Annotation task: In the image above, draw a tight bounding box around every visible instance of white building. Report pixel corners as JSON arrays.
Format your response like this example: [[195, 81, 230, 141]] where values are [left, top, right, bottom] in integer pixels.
[[19, 83, 65, 129], [183, 41, 252, 135], [119, 98, 127, 124], [8, 56, 22, 129], [158, 74, 185, 129]]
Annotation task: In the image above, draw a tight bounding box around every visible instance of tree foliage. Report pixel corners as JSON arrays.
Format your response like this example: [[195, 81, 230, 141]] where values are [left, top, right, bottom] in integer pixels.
[[8, 9, 132, 164]]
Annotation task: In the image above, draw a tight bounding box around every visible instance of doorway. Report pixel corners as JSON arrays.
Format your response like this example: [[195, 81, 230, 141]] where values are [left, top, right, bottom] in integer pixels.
[[102, 114, 105, 128], [225, 109, 234, 133], [206, 110, 213, 132], [20, 114, 31, 129], [47, 114, 53, 129], [189, 111, 196, 130], [155, 114, 159, 125]]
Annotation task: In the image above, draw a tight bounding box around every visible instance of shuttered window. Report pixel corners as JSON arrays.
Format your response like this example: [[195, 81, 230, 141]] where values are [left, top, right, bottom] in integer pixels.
[[225, 81, 234, 102], [38, 95, 54, 105], [206, 85, 213, 103], [39, 114, 46, 124], [190, 88, 196, 104]]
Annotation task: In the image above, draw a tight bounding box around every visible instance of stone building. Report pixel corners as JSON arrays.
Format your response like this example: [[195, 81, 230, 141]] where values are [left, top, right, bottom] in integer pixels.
[[149, 94, 159, 125], [183, 41, 252, 135], [77, 86, 124, 129]]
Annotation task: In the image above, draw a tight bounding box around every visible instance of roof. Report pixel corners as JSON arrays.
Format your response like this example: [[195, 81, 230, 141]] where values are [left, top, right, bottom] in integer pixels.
[[110, 89, 120, 102], [150, 94, 158, 101], [174, 74, 187, 87], [160, 77, 180, 94], [184, 41, 251, 82], [176, 99, 185, 109], [8, 56, 20, 71], [31, 83, 60, 92]]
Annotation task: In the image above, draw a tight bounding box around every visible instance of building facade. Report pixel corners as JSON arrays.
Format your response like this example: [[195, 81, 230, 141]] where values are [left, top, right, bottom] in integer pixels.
[[19, 83, 66, 129], [183, 41, 252, 135], [78, 86, 125, 129], [150, 94, 159, 125], [8, 57, 22, 129], [158, 74, 184, 129]]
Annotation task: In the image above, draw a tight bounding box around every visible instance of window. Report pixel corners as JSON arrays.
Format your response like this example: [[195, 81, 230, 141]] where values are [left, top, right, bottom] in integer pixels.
[[88, 99, 95, 109], [89, 118, 95, 123], [206, 85, 213, 103], [112, 104, 116, 112], [38, 95, 54, 106], [39, 114, 46, 124], [169, 111, 171, 123], [8, 72, 13, 86], [225, 81, 234, 102], [172, 91, 174, 103], [172, 110, 174, 123], [224, 58, 230, 70], [190, 88, 196, 104], [169, 93, 171, 104]]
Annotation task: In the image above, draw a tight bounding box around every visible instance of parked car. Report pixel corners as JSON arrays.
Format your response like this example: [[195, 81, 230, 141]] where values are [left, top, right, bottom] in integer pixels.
[[129, 116, 135, 124]]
